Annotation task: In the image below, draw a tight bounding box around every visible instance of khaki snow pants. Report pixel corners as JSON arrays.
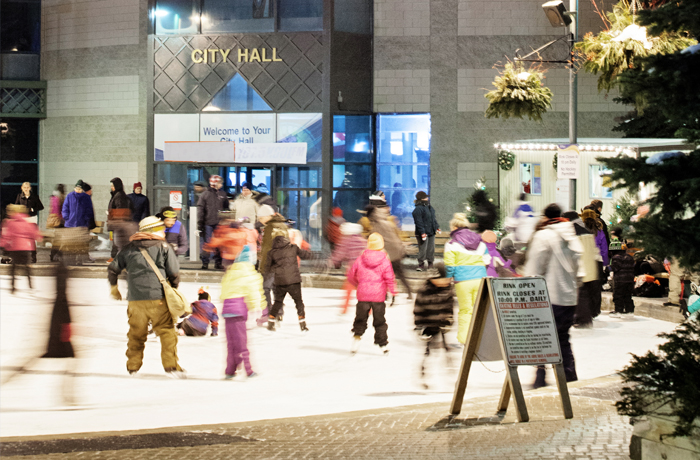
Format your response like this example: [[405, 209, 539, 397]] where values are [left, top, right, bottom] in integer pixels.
[[126, 299, 181, 372]]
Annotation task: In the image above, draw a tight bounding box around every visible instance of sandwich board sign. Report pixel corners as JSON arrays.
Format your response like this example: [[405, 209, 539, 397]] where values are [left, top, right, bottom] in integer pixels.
[[450, 277, 573, 422]]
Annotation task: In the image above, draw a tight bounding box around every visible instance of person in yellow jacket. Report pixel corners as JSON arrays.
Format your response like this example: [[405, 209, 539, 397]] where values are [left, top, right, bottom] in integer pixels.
[[443, 213, 490, 344], [220, 246, 266, 380]]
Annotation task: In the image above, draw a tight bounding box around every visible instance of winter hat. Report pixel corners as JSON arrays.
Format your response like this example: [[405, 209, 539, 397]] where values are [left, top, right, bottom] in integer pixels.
[[481, 230, 497, 244], [82, 182, 92, 192], [258, 204, 275, 218], [138, 216, 165, 233], [75, 180, 84, 189], [609, 239, 625, 252], [332, 207, 343, 217], [209, 175, 222, 187], [415, 191, 429, 200], [194, 180, 207, 188], [133, 182, 142, 190], [340, 222, 363, 236], [197, 287, 211, 301], [162, 210, 177, 219], [367, 233, 384, 251], [431, 262, 448, 279], [241, 181, 250, 190]]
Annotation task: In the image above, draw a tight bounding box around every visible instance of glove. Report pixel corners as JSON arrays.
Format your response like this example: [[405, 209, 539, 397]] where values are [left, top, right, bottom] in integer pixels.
[[110, 285, 122, 301]]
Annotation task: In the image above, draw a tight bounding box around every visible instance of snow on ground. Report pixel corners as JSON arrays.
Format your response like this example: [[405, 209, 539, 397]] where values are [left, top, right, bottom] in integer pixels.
[[0, 275, 676, 437]]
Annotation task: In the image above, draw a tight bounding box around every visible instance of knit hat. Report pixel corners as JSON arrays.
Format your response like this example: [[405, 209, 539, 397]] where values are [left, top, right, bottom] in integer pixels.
[[416, 191, 429, 200], [609, 238, 625, 252], [75, 180, 84, 189], [332, 207, 343, 217], [481, 230, 497, 244], [258, 204, 275, 218], [340, 222, 363, 236], [197, 287, 211, 301], [82, 182, 92, 192], [209, 175, 222, 186], [162, 210, 177, 219], [138, 216, 165, 233], [367, 233, 384, 251], [134, 182, 142, 190]]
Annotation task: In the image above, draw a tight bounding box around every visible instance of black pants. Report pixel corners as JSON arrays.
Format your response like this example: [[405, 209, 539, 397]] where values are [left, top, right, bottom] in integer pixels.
[[575, 279, 601, 325], [536, 304, 577, 385], [352, 301, 388, 346], [613, 283, 635, 313], [8, 251, 32, 291], [269, 283, 305, 319], [391, 260, 412, 296]]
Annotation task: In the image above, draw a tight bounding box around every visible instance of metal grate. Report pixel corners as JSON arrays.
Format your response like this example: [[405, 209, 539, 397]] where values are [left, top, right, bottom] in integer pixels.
[[0, 86, 46, 118]]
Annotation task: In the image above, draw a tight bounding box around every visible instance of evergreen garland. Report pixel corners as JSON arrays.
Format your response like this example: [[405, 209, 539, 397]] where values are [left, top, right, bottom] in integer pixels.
[[553, 152, 558, 170], [485, 62, 553, 122], [616, 320, 700, 439], [575, 1, 695, 92], [498, 150, 515, 171]]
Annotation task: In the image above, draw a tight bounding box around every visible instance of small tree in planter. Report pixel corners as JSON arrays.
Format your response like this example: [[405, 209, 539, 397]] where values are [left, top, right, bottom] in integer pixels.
[[616, 319, 700, 439]]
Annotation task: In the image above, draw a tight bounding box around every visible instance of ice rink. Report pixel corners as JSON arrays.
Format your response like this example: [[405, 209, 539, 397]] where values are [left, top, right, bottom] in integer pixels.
[[0, 275, 677, 438]]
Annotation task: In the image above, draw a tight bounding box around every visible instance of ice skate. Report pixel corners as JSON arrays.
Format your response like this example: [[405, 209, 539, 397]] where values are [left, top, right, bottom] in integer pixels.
[[267, 318, 276, 331], [351, 335, 361, 354], [379, 345, 389, 355], [299, 319, 309, 332]]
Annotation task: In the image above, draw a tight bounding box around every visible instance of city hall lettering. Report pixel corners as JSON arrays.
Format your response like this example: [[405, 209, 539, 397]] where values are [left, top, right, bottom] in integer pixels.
[[191, 48, 283, 64]]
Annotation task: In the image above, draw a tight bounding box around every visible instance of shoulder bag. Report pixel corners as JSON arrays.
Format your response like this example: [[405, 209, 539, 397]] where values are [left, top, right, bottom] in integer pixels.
[[139, 247, 190, 321]]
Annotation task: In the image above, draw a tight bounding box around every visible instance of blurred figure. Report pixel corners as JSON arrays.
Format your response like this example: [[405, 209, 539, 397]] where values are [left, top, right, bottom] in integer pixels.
[[108, 216, 185, 378], [505, 193, 538, 245], [257, 204, 288, 325], [324, 207, 345, 251], [107, 177, 135, 263], [330, 222, 367, 314], [347, 233, 396, 354], [230, 182, 259, 223], [178, 288, 219, 337], [413, 263, 455, 388], [472, 190, 497, 232], [47, 184, 66, 262], [412, 191, 440, 271], [220, 247, 265, 380], [565, 210, 602, 328], [15, 182, 44, 263], [1, 205, 42, 293], [367, 204, 412, 299], [444, 213, 490, 344], [239, 218, 259, 265], [128, 182, 150, 223], [481, 230, 515, 278], [198, 176, 228, 269], [158, 207, 188, 255], [204, 212, 247, 269]]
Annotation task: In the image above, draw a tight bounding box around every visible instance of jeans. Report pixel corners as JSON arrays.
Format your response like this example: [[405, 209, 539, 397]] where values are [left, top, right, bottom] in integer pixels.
[[417, 234, 435, 265]]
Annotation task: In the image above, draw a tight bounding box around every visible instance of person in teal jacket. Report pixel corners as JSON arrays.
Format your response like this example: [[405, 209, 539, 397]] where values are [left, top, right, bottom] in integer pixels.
[[443, 213, 490, 344]]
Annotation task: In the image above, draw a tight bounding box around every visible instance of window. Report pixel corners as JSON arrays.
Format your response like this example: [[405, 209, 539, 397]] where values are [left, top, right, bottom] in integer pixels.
[[332, 115, 373, 222], [205, 74, 272, 112], [154, 0, 200, 35], [278, 0, 323, 31], [520, 163, 542, 196], [589, 164, 613, 199], [334, 0, 371, 34], [1, 0, 41, 52], [277, 167, 322, 250], [376, 114, 430, 228], [0, 118, 39, 218], [277, 113, 322, 163], [202, 0, 274, 33]]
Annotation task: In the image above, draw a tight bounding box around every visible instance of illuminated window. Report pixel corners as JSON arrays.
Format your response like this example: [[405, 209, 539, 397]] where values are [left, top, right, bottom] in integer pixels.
[[589, 164, 613, 199], [520, 163, 542, 195]]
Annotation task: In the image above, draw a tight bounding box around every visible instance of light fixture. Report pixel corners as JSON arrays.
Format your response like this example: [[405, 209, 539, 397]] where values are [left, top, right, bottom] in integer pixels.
[[154, 9, 169, 17], [542, 0, 572, 27]]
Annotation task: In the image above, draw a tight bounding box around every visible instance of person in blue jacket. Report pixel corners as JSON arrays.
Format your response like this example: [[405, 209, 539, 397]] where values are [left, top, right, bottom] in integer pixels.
[[158, 206, 189, 255], [62, 180, 95, 229]]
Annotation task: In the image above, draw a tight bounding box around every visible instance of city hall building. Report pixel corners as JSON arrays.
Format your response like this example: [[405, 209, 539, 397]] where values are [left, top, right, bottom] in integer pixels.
[[1, 0, 627, 248]]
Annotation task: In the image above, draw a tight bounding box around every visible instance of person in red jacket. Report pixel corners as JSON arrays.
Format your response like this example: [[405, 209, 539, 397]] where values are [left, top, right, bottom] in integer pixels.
[[1, 205, 42, 293], [346, 232, 397, 354]]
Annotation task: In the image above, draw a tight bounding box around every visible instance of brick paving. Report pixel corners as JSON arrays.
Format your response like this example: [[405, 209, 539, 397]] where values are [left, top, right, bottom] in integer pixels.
[[1, 375, 634, 459]]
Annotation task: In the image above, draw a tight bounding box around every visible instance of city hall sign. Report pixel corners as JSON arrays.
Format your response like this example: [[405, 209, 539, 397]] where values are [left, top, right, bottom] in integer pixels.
[[191, 48, 283, 64]]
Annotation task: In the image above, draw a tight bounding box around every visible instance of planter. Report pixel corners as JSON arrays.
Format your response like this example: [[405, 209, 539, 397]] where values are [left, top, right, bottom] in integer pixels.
[[629, 404, 700, 460]]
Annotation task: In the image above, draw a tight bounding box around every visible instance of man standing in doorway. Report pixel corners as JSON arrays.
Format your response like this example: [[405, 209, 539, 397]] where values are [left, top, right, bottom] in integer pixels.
[[197, 175, 227, 269], [128, 182, 150, 223], [231, 182, 259, 223], [412, 191, 440, 271]]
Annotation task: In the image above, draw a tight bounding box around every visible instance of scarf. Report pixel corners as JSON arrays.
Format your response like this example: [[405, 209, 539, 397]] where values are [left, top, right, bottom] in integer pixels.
[[534, 217, 568, 233]]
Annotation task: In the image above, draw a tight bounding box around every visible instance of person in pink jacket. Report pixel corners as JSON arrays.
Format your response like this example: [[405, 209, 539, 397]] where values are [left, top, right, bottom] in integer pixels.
[[346, 232, 396, 354], [1, 205, 42, 293]]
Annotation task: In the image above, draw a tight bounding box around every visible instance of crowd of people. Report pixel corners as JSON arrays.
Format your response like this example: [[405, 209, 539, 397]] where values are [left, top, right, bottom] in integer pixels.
[[2, 179, 690, 389]]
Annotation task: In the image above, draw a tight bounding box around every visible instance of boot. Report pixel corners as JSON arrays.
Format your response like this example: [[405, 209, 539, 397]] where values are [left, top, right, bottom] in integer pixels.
[[267, 317, 276, 331], [416, 263, 425, 272], [428, 262, 434, 270], [351, 335, 361, 354], [201, 262, 208, 270], [299, 319, 309, 332]]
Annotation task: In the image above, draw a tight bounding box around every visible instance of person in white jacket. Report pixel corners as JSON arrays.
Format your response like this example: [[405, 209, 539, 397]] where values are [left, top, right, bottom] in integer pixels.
[[523, 203, 582, 388], [230, 182, 259, 223]]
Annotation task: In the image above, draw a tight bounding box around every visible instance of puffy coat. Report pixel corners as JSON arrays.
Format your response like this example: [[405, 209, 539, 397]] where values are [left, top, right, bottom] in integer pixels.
[[570, 218, 601, 283], [330, 234, 367, 268], [610, 253, 635, 285], [413, 281, 455, 329], [0, 214, 42, 251], [594, 229, 609, 265], [108, 178, 134, 220], [15, 192, 44, 217], [412, 200, 439, 237], [197, 186, 227, 229], [346, 249, 397, 302], [220, 261, 266, 312], [230, 194, 259, 222], [128, 192, 150, 223], [164, 220, 189, 255], [62, 191, 95, 228], [264, 236, 313, 286], [259, 214, 289, 275], [205, 224, 247, 261], [184, 300, 219, 335], [444, 228, 490, 282], [523, 221, 582, 306], [108, 235, 180, 301]]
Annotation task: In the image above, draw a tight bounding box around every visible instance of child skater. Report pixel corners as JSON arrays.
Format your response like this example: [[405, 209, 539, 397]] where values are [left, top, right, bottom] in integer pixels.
[[329, 223, 367, 314], [346, 233, 397, 354], [220, 246, 265, 379], [178, 288, 219, 337], [609, 240, 635, 318], [413, 263, 455, 388]]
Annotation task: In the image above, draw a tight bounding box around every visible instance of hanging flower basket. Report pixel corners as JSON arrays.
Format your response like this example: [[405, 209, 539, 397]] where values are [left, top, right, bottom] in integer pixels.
[[498, 150, 515, 171], [575, 1, 695, 92], [553, 152, 558, 170], [485, 62, 553, 122]]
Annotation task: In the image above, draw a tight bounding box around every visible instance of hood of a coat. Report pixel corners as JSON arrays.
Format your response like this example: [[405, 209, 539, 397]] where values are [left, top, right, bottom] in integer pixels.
[[449, 227, 481, 250], [359, 249, 387, 268], [269, 214, 287, 225], [272, 235, 290, 249], [110, 178, 124, 194]]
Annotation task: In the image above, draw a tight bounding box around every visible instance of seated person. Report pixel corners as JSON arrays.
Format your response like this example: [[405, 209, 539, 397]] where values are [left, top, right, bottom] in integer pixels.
[[178, 288, 219, 337]]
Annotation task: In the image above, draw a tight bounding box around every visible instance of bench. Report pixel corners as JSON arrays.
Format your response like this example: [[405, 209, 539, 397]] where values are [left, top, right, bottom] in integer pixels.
[[399, 231, 450, 257]]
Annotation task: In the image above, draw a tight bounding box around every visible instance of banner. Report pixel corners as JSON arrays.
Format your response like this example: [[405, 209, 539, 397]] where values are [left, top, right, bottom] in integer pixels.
[[200, 113, 276, 143], [236, 143, 307, 164]]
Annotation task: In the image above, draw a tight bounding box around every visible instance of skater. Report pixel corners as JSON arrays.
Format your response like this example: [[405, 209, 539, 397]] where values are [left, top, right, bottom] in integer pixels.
[[204, 212, 247, 269], [178, 288, 219, 337], [413, 263, 455, 388], [324, 207, 345, 250], [265, 234, 314, 332], [565, 210, 602, 328], [107, 177, 136, 262], [444, 213, 490, 344], [257, 204, 288, 325], [221, 247, 265, 379], [158, 207, 189, 255], [1, 205, 42, 293], [346, 233, 397, 354], [108, 216, 185, 378], [524, 204, 582, 388], [481, 230, 516, 277], [15, 182, 44, 263], [412, 191, 440, 272], [609, 239, 636, 318], [366, 203, 412, 299], [47, 184, 66, 261], [329, 222, 367, 314]]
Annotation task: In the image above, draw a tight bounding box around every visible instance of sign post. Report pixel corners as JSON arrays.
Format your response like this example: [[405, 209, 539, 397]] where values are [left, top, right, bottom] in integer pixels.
[[450, 277, 573, 421]]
